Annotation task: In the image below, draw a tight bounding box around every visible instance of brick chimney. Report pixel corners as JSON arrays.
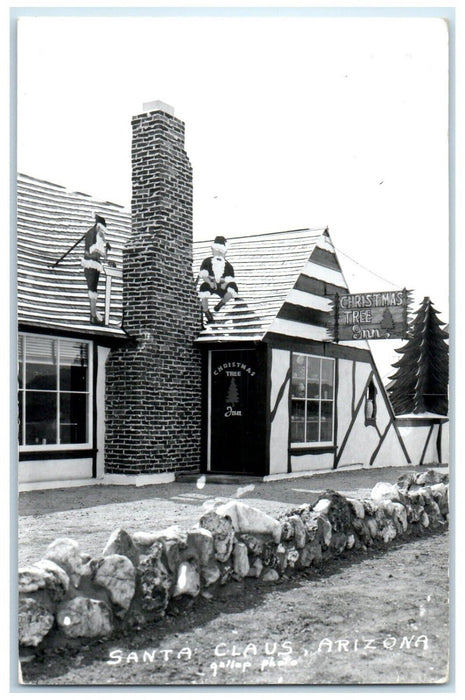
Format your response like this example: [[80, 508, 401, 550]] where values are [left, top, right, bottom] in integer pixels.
[[104, 101, 202, 475]]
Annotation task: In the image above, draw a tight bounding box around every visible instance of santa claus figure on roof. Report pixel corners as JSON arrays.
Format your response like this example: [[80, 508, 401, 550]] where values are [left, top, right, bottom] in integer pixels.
[[198, 236, 238, 324], [81, 214, 111, 325]]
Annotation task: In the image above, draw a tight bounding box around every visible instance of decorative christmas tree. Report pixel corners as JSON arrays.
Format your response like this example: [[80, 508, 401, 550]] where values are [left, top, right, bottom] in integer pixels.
[[226, 378, 240, 406], [388, 297, 449, 415], [380, 307, 395, 336]]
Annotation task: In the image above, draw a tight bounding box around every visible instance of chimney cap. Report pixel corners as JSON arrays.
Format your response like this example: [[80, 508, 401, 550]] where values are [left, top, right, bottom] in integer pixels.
[[142, 100, 175, 116]]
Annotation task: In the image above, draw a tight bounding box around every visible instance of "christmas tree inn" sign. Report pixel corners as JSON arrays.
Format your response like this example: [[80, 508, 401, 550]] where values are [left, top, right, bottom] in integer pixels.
[[329, 289, 412, 342]]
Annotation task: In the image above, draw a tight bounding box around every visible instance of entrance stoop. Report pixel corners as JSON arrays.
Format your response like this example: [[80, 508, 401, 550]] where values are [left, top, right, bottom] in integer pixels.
[[175, 471, 265, 484]]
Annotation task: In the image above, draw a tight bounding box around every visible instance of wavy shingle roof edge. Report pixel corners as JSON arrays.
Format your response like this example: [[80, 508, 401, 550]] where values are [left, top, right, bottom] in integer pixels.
[[17, 174, 348, 343]]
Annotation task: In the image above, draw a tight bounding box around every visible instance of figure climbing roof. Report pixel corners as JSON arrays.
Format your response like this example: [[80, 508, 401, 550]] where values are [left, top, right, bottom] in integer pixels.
[[17, 173, 130, 337]]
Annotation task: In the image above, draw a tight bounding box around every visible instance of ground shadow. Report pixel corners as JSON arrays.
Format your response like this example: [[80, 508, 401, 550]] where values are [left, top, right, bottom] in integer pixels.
[[18, 465, 444, 517]]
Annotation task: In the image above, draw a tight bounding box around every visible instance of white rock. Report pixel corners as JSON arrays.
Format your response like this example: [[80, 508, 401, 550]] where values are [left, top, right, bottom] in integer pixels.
[[186, 527, 214, 566], [391, 502, 408, 532], [410, 503, 424, 522], [93, 554, 136, 611], [138, 553, 172, 613], [346, 534, 356, 549], [220, 567, 232, 585], [426, 500, 441, 518], [416, 469, 444, 485], [347, 498, 365, 520], [19, 560, 69, 600], [214, 533, 235, 563], [199, 510, 235, 562], [201, 563, 221, 587], [430, 483, 449, 513], [431, 483, 448, 498], [371, 482, 401, 502], [132, 531, 160, 547], [289, 514, 306, 548], [173, 561, 200, 597], [215, 501, 282, 543], [246, 558, 263, 578], [102, 528, 139, 566], [233, 541, 250, 578], [133, 525, 187, 548], [313, 498, 332, 515], [56, 597, 113, 638], [417, 486, 433, 504], [45, 538, 83, 587], [39, 559, 70, 598], [317, 514, 333, 547], [154, 525, 188, 544], [18, 566, 45, 594], [366, 517, 378, 539], [262, 568, 279, 582], [18, 597, 54, 647], [381, 522, 397, 543], [379, 499, 395, 517], [280, 519, 295, 541], [421, 511, 430, 528]]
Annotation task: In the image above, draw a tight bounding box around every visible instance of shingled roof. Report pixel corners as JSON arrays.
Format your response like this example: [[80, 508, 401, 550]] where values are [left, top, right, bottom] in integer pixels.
[[17, 174, 351, 345], [17, 174, 130, 337], [193, 228, 350, 343]]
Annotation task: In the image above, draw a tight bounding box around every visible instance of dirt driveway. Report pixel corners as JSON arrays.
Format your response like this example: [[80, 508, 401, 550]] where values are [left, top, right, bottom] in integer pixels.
[[18, 464, 447, 565]]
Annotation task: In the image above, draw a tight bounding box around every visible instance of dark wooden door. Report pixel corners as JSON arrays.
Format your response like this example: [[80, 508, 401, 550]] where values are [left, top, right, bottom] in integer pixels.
[[209, 349, 262, 473]]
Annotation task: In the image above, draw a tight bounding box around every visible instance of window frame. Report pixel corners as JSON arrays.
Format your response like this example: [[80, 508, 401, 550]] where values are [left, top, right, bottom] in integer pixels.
[[290, 352, 335, 448], [18, 332, 94, 453], [365, 378, 378, 426]]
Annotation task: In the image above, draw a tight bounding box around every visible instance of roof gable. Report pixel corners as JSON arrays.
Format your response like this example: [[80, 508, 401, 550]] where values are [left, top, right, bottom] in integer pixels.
[[267, 229, 350, 344], [194, 228, 350, 343]]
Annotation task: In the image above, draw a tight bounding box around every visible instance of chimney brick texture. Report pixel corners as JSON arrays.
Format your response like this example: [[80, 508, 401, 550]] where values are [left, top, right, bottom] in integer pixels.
[[104, 108, 202, 474]]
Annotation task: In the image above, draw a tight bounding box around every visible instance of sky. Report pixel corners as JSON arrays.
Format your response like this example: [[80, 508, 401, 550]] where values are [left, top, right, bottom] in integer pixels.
[[15, 11, 450, 379]]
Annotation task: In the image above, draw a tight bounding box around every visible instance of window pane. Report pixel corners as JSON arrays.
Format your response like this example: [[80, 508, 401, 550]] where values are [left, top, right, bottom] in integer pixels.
[[18, 391, 23, 445], [291, 354, 335, 444], [25, 391, 57, 445], [18, 335, 24, 389], [306, 401, 319, 441], [306, 357, 321, 399], [321, 359, 334, 399], [321, 401, 333, 441], [290, 399, 305, 442], [25, 337, 57, 390], [291, 354, 306, 397], [291, 379, 306, 398], [60, 341, 89, 392], [60, 392, 88, 444], [26, 363, 57, 390], [25, 336, 57, 363]]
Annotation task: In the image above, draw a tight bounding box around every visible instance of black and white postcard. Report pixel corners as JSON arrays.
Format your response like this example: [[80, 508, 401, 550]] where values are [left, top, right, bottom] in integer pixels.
[[14, 5, 453, 690]]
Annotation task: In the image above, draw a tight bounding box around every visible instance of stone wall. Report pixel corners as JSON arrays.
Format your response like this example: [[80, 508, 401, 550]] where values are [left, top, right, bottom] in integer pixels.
[[18, 470, 448, 650]]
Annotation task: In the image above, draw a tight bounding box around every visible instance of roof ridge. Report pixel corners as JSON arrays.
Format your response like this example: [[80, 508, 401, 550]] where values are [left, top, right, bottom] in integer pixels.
[[18, 173, 129, 211], [193, 227, 326, 244]]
